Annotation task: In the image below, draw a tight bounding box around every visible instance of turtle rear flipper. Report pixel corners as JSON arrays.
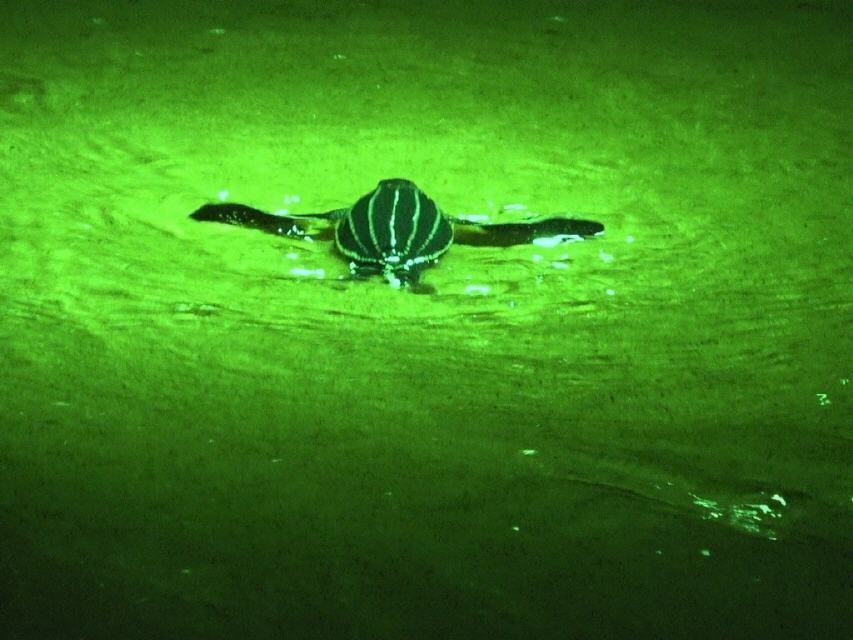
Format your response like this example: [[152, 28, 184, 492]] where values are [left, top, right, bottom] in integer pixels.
[[450, 216, 605, 247], [346, 261, 436, 294]]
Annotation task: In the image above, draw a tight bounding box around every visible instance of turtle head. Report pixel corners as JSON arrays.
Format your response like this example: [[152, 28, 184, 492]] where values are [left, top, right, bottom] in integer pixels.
[[376, 178, 418, 190]]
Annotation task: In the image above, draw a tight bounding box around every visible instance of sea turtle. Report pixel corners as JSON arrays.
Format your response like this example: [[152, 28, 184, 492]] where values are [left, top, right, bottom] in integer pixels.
[[190, 177, 604, 293]]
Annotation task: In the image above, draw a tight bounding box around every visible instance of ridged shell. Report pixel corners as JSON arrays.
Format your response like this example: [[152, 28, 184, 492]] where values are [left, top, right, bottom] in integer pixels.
[[335, 179, 453, 276]]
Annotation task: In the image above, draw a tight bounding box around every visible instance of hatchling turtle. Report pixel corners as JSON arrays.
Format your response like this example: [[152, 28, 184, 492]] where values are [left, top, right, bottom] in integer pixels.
[[190, 177, 604, 292]]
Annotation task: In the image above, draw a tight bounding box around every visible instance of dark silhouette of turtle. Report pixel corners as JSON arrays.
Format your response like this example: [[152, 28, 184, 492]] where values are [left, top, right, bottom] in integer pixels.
[[190, 178, 604, 293]]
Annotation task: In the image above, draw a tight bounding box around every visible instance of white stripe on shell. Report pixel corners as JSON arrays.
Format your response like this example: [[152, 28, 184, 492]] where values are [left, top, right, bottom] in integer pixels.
[[366, 186, 382, 256], [388, 187, 400, 254]]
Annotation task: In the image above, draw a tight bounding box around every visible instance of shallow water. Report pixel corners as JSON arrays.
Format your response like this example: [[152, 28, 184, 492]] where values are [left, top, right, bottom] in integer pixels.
[[1, 1, 851, 638]]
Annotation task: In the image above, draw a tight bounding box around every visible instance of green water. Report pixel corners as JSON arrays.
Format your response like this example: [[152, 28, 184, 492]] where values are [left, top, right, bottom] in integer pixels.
[[1, 1, 850, 638]]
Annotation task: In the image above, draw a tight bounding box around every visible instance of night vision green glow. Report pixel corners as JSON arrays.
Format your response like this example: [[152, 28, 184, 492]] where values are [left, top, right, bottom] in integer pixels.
[[1, 1, 850, 639]]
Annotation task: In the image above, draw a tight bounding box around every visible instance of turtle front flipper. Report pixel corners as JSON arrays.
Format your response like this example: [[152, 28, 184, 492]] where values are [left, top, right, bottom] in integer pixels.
[[293, 207, 349, 221], [190, 203, 336, 240], [450, 216, 604, 247], [190, 203, 309, 237]]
